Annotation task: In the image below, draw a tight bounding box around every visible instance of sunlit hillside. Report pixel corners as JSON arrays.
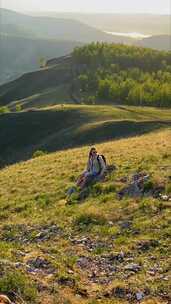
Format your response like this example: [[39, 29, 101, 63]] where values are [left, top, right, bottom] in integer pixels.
[[0, 128, 170, 303], [0, 104, 171, 166]]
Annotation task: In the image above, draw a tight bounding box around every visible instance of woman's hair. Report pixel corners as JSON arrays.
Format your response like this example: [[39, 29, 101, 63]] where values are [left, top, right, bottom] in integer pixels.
[[89, 147, 96, 159]]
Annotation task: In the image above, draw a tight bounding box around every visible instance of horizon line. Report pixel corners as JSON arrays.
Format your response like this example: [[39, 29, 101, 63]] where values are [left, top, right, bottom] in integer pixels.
[[1, 7, 170, 16]]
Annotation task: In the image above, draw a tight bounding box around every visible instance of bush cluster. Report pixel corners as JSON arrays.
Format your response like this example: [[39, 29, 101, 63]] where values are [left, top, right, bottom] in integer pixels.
[[73, 43, 171, 107]]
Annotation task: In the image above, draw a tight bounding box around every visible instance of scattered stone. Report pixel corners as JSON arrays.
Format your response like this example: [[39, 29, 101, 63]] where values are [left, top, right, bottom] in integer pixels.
[[104, 287, 134, 300], [137, 240, 159, 252], [70, 236, 113, 252], [159, 194, 170, 201], [75, 287, 88, 298], [147, 271, 156, 276], [119, 176, 128, 183], [112, 287, 127, 298], [37, 282, 49, 292], [68, 269, 74, 274], [150, 255, 157, 260], [0, 224, 62, 244], [108, 221, 114, 226], [26, 257, 55, 275], [153, 184, 165, 198], [136, 291, 144, 301], [125, 257, 134, 262], [15, 250, 27, 257], [117, 172, 161, 199], [118, 182, 142, 199], [119, 221, 132, 230], [124, 263, 141, 273], [117, 172, 170, 201], [77, 253, 126, 284], [58, 277, 75, 288], [14, 262, 24, 269], [159, 275, 169, 281]]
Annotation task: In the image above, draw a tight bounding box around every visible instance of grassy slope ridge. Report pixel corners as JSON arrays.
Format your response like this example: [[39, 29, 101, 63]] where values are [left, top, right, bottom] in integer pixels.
[[0, 43, 170, 109], [0, 60, 72, 106], [0, 105, 171, 165], [0, 128, 170, 303]]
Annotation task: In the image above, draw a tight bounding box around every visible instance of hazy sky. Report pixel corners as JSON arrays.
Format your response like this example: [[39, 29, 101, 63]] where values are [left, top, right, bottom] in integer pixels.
[[1, 0, 171, 14]]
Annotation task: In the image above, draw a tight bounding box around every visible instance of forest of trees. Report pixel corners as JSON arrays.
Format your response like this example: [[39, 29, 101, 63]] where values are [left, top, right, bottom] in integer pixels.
[[72, 43, 171, 107]]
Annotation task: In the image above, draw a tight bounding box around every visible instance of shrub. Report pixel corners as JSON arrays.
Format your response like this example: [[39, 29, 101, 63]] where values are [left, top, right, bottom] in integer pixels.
[[0, 270, 37, 303], [35, 193, 51, 208], [139, 199, 153, 213], [87, 95, 96, 104], [143, 180, 154, 192], [91, 183, 103, 196], [74, 213, 107, 231], [15, 104, 22, 112], [32, 150, 47, 158], [0, 106, 10, 114]]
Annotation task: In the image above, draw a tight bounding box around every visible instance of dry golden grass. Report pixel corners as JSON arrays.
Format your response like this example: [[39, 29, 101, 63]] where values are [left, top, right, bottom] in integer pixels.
[[0, 128, 170, 304]]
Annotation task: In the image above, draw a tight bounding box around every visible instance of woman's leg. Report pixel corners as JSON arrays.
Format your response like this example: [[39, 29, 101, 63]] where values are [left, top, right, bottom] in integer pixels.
[[76, 172, 88, 188]]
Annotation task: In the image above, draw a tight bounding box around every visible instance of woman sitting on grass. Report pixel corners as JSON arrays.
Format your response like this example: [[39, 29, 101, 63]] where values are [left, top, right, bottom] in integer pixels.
[[76, 147, 106, 190]]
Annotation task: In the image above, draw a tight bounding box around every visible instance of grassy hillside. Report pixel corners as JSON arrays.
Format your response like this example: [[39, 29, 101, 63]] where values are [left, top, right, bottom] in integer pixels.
[[0, 60, 72, 106], [0, 43, 171, 108], [0, 128, 170, 303], [0, 104, 171, 166]]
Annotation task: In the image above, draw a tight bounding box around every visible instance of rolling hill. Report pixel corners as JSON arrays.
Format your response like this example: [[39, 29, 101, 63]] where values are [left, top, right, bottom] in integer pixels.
[[33, 12, 171, 36], [0, 56, 72, 107], [0, 12, 170, 302], [0, 9, 170, 85], [0, 43, 170, 109], [0, 9, 133, 44], [0, 104, 171, 166], [0, 8, 136, 84]]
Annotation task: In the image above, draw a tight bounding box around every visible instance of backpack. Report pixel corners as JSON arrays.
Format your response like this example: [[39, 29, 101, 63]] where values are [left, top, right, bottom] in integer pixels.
[[97, 154, 107, 174]]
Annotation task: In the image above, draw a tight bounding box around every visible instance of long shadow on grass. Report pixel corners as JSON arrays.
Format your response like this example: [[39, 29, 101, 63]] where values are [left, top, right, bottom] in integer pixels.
[[67, 119, 171, 147], [0, 108, 170, 166]]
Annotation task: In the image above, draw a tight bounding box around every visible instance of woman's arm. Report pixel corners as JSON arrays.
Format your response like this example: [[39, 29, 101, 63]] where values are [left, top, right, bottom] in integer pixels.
[[98, 156, 106, 176], [86, 159, 91, 172]]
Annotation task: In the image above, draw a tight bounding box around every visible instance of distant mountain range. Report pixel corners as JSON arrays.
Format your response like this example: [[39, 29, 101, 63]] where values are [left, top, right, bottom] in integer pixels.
[[0, 9, 133, 43], [0, 34, 83, 84], [0, 9, 170, 85], [0, 8, 134, 84], [33, 12, 171, 36]]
